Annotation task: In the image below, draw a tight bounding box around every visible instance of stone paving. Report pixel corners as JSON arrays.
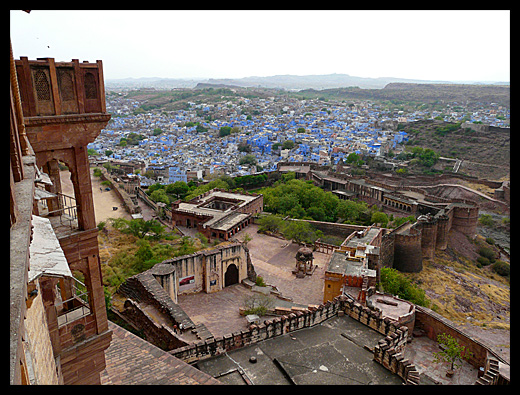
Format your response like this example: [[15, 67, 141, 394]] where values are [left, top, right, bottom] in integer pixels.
[[101, 322, 220, 385], [238, 224, 328, 306], [177, 283, 252, 338], [403, 335, 479, 385]]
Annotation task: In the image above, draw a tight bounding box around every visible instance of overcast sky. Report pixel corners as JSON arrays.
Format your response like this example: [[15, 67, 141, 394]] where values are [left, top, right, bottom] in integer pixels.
[[10, 10, 510, 82]]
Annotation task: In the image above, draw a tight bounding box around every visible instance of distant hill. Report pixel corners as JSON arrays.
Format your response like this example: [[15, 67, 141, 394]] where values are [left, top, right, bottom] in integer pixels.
[[401, 119, 510, 180], [203, 73, 455, 90], [107, 73, 509, 91], [296, 83, 510, 107]]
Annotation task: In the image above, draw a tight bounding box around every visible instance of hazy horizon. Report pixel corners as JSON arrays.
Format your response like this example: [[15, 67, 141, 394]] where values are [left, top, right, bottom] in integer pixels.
[[104, 72, 509, 85], [11, 10, 510, 83]]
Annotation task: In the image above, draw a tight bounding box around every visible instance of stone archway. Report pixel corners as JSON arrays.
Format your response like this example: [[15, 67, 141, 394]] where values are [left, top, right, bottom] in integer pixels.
[[224, 263, 239, 287]]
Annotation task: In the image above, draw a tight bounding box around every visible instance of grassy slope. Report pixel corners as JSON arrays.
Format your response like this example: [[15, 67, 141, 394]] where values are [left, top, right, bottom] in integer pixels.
[[403, 232, 509, 329]]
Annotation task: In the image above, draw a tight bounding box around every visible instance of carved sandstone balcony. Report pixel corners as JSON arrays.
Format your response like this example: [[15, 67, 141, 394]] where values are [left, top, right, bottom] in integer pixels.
[[15, 58, 111, 153]]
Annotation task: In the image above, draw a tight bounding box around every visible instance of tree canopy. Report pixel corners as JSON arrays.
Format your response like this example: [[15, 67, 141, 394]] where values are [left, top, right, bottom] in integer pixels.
[[260, 176, 370, 224]]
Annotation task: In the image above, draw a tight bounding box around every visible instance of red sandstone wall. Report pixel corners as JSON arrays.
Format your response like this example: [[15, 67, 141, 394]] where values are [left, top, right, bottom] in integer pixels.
[[414, 306, 493, 369], [435, 216, 449, 250]]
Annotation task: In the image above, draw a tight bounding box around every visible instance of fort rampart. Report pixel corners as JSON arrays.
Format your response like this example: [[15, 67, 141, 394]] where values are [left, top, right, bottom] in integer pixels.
[[392, 227, 423, 272], [169, 295, 420, 384]]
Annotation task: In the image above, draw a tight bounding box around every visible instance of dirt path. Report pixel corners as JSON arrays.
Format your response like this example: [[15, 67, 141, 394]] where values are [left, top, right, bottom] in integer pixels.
[[59, 168, 132, 225]]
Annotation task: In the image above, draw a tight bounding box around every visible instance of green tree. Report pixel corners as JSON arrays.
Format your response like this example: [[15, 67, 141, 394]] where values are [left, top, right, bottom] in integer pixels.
[[282, 220, 323, 245], [337, 199, 367, 223], [147, 183, 164, 195], [379, 267, 429, 306], [433, 333, 472, 372], [150, 188, 170, 204], [196, 124, 207, 133], [238, 142, 252, 153], [346, 152, 364, 167], [110, 218, 165, 240], [166, 181, 189, 200], [134, 240, 154, 271], [219, 126, 232, 137], [257, 214, 285, 233], [282, 140, 295, 150], [371, 211, 389, 227], [239, 154, 257, 166]]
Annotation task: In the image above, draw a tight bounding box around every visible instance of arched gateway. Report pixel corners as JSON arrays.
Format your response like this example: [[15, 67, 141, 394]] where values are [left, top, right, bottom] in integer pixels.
[[224, 263, 239, 287]]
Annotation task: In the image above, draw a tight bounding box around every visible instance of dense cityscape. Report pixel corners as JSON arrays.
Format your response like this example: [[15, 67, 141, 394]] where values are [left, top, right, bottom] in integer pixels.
[[87, 89, 509, 185]]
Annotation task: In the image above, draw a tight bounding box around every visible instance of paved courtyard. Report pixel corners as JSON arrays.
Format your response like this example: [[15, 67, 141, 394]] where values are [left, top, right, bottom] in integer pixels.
[[177, 223, 329, 337], [236, 223, 328, 306], [176, 222, 486, 384]]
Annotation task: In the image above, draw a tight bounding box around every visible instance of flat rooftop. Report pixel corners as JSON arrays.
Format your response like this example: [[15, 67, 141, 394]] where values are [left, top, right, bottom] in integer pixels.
[[195, 314, 404, 385], [343, 227, 381, 248], [177, 190, 259, 230], [367, 293, 414, 322], [326, 250, 376, 278], [101, 322, 220, 385]]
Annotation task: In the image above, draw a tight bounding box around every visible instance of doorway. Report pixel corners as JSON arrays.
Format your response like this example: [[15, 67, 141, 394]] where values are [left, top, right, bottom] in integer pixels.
[[224, 263, 239, 287]]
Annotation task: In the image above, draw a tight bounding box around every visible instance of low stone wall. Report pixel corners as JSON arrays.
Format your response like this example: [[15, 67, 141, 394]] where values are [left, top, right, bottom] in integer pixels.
[[117, 298, 189, 351], [415, 306, 510, 385]]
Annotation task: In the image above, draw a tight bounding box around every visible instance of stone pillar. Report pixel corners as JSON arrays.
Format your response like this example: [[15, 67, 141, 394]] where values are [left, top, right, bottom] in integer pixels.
[[85, 255, 108, 334], [70, 146, 96, 230], [44, 159, 63, 214]]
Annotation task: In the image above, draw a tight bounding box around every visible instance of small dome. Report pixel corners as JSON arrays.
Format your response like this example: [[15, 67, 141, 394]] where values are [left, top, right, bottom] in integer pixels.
[[296, 247, 313, 260]]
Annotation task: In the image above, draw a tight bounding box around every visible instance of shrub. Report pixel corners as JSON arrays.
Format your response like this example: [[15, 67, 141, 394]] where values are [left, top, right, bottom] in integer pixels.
[[485, 237, 495, 245], [242, 294, 274, 317], [379, 267, 429, 307], [255, 275, 266, 287], [492, 261, 510, 277], [477, 256, 491, 266], [478, 246, 496, 263], [257, 214, 285, 233], [478, 214, 494, 227]]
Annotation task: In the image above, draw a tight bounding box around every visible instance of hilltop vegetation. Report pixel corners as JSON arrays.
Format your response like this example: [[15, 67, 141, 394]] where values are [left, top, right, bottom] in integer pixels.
[[401, 120, 510, 179], [98, 219, 206, 297], [295, 83, 510, 107], [124, 86, 274, 113]]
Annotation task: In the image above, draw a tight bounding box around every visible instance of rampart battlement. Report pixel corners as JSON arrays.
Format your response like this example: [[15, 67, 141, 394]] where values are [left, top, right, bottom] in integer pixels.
[[169, 294, 419, 384]]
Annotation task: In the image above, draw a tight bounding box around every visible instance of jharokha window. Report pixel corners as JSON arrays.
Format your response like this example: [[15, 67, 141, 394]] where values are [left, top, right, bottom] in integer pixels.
[[84, 72, 97, 99]]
